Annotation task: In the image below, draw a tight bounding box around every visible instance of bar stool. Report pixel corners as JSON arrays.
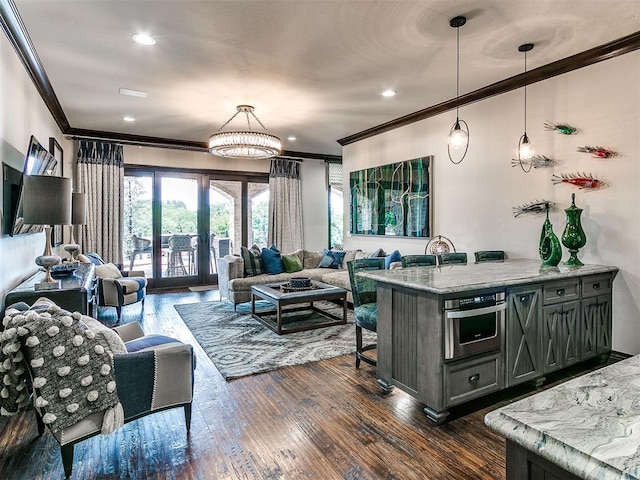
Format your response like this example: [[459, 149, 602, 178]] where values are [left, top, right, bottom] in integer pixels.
[[166, 234, 195, 276]]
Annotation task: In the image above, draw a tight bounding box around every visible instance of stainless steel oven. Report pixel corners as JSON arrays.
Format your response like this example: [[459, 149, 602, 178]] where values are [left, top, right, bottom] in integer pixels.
[[444, 291, 506, 360]]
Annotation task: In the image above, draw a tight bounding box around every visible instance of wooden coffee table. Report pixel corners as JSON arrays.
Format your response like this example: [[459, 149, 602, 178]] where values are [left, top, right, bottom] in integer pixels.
[[250, 281, 347, 335]]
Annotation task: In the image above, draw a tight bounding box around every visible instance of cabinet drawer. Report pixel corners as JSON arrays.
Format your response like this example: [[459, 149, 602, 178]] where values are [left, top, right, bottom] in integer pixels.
[[444, 353, 503, 407], [581, 275, 612, 299], [543, 280, 579, 305]]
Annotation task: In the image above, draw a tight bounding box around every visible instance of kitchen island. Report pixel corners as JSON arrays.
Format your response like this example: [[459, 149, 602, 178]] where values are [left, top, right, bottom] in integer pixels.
[[359, 259, 618, 424], [485, 354, 640, 480]]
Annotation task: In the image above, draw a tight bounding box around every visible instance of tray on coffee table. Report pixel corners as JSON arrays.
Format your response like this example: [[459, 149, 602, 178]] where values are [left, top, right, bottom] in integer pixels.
[[250, 281, 347, 335]]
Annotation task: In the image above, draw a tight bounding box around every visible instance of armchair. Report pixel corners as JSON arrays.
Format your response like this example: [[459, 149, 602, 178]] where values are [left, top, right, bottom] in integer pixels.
[[1, 298, 195, 479], [81, 252, 147, 321], [129, 234, 151, 270]]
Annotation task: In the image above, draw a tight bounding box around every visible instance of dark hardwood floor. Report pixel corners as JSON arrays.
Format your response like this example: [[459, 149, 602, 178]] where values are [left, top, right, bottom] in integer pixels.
[[0, 288, 619, 480]]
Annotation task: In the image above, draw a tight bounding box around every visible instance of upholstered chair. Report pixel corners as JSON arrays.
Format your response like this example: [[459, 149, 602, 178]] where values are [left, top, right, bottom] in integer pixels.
[[81, 252, 147, 321], [1, 298, 195, 479], [401, 254, 437, 268], [437, 252, 468, 265], [474, 250, 506, 262], [347, 258, 385, 368]]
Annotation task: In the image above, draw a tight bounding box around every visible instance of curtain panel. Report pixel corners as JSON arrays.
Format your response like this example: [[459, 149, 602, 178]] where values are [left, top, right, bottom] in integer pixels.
[[76, 141, 124, 265], [267, 159, 304, 254]]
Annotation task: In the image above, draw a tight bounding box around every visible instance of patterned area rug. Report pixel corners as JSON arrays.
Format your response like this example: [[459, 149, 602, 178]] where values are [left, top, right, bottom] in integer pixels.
[[174, 300, 376, 380]]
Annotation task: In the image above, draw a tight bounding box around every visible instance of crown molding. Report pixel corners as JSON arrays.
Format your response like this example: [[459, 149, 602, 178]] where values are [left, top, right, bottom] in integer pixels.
[[338, 30, 640, 146]]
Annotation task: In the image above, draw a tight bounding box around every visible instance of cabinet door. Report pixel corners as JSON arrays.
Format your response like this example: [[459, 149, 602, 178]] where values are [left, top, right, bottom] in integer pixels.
[[543, 301, 580, 373], [542, 304, 562, 374], [506, 286, 542, 387], [560, 301, 580, 367], [582, 293, 612, 358]]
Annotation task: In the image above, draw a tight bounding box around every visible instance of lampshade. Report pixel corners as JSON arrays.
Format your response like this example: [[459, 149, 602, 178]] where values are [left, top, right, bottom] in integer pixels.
[[22, 175, 72, 225], [209, 105, 282, 160], [71, 192, 87, 225]]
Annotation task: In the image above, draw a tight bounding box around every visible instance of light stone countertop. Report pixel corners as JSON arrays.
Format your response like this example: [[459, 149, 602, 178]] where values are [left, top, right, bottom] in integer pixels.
[[358, 259, 618, 295], [485, 355, 640, 480]]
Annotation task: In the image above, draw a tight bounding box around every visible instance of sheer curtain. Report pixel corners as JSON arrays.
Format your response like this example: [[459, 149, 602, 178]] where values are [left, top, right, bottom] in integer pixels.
[[76, 140, 124, 264], [267, 159, 304, 253]]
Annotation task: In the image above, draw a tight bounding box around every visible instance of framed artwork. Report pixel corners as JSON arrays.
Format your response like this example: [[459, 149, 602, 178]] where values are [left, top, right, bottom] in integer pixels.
[[49, 137, 64, 246], [349, 156, 432, 237]]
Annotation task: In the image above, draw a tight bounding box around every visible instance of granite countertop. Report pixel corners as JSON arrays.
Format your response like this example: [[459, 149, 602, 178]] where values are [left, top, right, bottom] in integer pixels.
[[358, 259, 618, 295], [485, 355, 640, 480]]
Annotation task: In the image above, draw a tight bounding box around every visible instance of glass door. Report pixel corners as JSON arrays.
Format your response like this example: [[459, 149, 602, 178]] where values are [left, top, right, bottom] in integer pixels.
[[124, 167, 269, 288]]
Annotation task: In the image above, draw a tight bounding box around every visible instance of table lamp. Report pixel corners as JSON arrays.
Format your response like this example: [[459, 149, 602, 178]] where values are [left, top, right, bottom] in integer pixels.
[[63, 192, 87, 262], [22, 175, 72, 290]]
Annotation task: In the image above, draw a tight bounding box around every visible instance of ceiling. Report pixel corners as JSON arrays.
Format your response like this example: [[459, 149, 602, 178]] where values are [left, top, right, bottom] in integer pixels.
[[10, 0, 640, 158]]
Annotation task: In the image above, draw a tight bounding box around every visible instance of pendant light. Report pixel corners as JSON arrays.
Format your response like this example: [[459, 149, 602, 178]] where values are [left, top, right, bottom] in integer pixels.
[[209, 105, 281, 160], [447, 15, 469, 164], [517, 43, 535, 172]]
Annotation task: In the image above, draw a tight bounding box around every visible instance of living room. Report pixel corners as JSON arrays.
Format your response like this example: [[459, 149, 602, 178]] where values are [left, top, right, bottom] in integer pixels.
[[1, 1, 640, 479]]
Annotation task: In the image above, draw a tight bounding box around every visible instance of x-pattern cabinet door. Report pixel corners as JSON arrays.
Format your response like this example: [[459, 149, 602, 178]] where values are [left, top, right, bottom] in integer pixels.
[[506, 286, 542, 387], [543, 300, 580, 374], [582, 294, 612, 359]]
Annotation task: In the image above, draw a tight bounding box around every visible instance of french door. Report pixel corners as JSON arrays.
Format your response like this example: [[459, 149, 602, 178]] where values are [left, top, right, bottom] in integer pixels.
[[123, 167, 269, 288]]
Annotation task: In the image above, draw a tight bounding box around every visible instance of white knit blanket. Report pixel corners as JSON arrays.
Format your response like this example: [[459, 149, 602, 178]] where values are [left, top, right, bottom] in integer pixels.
[[1, 305, 123, 434]]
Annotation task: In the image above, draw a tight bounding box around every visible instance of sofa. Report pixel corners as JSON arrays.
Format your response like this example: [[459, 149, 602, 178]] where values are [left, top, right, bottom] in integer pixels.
[[218, 248, 393, 308]]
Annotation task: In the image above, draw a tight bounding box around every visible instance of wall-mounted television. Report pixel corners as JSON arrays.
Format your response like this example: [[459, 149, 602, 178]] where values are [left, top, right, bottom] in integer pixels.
[[4, 135, 58, 236]]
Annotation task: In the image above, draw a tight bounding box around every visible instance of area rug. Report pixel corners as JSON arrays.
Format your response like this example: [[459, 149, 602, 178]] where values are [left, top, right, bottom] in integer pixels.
[[174, 300, 376, 380]]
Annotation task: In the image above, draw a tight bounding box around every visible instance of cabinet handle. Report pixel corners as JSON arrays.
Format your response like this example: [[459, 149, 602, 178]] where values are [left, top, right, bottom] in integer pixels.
[[520, 296, 527, 303], [556, 288, 565, 296], [468, 374, 480, 383], [592, 283, 600, 290]]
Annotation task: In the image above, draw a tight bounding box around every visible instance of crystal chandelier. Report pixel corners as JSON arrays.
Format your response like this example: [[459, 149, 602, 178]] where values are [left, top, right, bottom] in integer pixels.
[[209, 105, 282, 159]]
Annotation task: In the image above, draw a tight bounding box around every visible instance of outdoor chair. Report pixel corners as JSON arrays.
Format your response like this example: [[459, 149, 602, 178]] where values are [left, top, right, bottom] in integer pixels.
[[474, 250, 506, 263], [437, 252, 468, 265], [347, 258, 385, 368], [129, 234, 151, 271], [166, 234, 195, 276], [401, 254, 437, 268]]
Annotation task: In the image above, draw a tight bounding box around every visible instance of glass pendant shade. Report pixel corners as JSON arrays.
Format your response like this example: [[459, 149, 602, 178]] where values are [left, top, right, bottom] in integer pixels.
[[209, 105, 281, 160], [448, 120, 469, 150], [519, 133, 535, 160]]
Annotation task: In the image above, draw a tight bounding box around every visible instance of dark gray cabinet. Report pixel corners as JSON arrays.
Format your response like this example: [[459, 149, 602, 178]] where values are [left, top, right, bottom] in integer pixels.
[[542, 300, 580, 373], [506, 285, 542, 387], [581, 274, 613, 360]]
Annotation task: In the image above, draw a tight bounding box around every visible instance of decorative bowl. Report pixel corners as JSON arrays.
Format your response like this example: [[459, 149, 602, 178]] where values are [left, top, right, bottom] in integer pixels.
[[289, 277, 312, 289]]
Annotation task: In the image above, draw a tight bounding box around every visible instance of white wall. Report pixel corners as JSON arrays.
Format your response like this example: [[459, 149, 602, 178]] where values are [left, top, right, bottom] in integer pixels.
[[0, 33, 73, 311], [343, 51, 640, 355]]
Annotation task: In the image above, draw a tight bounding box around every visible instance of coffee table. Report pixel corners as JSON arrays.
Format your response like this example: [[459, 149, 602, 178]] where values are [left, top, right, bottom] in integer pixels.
[[251, 281, 347, 335]]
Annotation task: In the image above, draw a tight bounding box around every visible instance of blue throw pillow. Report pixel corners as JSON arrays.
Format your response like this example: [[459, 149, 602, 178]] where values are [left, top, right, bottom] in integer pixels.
[[318, 249, 346, 269], [261, 246, 284, 274], [385, 249, 402, 269]]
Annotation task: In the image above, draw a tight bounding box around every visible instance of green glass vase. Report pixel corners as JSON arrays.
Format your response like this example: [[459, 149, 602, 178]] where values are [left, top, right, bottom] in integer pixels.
[[539, 208, 562, 267], [561, 193, 587, 266]]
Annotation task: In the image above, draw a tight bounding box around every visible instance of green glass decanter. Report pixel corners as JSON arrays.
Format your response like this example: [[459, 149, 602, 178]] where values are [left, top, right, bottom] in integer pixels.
[[539, 206, 562, 267], [561, 193, 587, 266]]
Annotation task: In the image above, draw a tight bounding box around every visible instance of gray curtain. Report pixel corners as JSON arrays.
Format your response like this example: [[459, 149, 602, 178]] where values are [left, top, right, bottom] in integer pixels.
[[76, 141, 124, 264], [268, 159, 303, 253]]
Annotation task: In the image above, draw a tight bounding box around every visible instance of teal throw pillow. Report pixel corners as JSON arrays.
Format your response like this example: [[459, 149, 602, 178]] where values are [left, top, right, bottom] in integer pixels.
[[261, 245, 284, 275], [282, 253, 303, 273], [241, 246, 263, 277], [385, 249, 402, 269]]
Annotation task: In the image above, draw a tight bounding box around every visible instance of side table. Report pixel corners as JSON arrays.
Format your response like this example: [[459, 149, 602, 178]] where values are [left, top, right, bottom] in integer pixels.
[[4, 263, 96, 316]]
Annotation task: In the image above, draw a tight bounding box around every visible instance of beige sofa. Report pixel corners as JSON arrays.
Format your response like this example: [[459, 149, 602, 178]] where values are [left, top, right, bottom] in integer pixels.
[[218, 248, 380, 308]]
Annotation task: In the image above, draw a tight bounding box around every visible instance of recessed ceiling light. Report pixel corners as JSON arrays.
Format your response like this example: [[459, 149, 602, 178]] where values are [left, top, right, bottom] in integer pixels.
[[131, 33, 156, 46], [122, 116, 135, 122], [287, 136, 297, 141], [119, 87, 148, 98], [381, 89, 397, 97]]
